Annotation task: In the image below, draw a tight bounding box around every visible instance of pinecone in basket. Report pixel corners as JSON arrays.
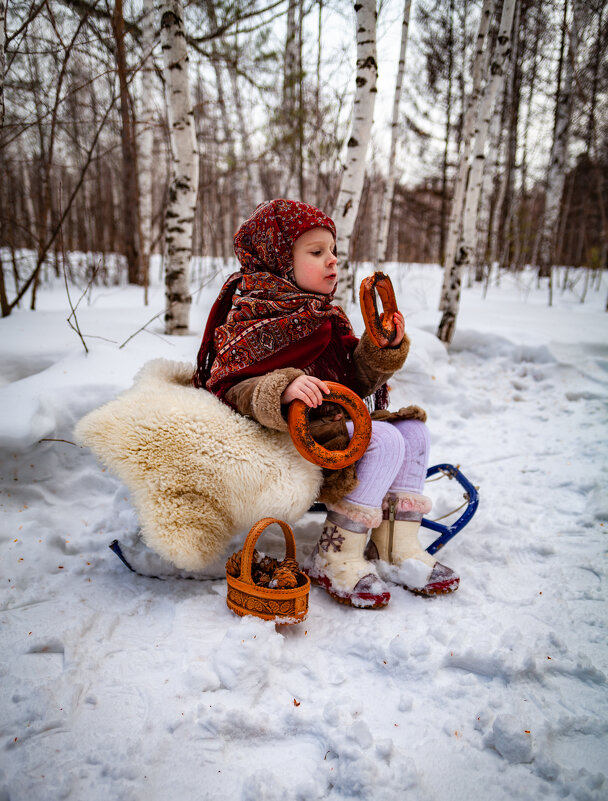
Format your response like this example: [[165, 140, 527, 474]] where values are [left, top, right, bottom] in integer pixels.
[[253, 554, 279, 587], [226, 548, 262, 578], [225, 551, 241, 577], [254, 571, 273, 587], [258, 555, 279, 575], [226, 548, 300, 589], [280, 557, 299, 574], [269, 565, 299, 590]]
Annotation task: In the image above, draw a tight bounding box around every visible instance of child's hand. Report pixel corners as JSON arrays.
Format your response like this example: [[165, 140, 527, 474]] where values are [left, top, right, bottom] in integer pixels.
[[281, 375, 330, 407], [390, 311, 405, 347]]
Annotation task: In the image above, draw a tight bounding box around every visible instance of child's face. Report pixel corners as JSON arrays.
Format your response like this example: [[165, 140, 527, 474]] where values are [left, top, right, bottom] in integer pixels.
[[292, 228, 338, 294]]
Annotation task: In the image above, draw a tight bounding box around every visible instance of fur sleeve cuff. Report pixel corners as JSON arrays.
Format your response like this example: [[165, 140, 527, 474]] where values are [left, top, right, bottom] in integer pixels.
[[251, 368, 305, 431], [357, 330, 410, 372]]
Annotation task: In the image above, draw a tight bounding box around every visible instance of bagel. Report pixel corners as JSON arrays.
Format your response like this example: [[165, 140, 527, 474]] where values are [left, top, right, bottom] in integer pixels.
[[359, 272, 398, 348], [287, 382, 371, 469]]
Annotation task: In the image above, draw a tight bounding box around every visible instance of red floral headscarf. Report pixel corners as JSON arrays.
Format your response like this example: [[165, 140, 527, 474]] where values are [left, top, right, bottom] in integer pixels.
[[193, 199, 358, 400]]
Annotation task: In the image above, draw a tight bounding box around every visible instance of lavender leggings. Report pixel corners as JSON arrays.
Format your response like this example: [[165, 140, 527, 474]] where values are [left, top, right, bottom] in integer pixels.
[[343, 419, 430, 508]]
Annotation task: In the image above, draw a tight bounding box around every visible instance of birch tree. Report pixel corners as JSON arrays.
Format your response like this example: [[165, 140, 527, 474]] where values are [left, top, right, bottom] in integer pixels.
[[139, 0, 156, 303], [112, 0, 142, 285], [159, 0, 199, 335], [534, 0, 585, 281], [476, 88, 503, 280], [438, 0, 517, 344], [0, 0, 5, 131], [204, 0, 243, 231], [483, 0, 521, 279], [376, 0, 412, 265], [313, 0, 323, 207], [439, 0, 494, 310], [513, 0, 544, 270], [282, 0, 299, 197], [0, 0, 7, 315], [224, 32, 254, 214], [333, 0, 378, 307], [439, 0, 455, 265]]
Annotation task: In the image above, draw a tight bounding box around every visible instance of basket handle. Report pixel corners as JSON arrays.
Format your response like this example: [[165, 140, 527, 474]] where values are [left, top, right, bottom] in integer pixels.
[[239, 517, 297, 586]]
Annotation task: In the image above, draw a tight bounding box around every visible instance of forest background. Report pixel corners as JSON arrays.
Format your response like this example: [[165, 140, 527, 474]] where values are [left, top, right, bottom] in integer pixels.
[[0, 0, 606, 342]]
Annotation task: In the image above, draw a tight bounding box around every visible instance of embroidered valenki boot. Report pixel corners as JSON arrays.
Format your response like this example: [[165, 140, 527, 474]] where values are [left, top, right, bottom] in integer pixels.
[[305, 513, 390, 609], [368, 493, 460, 596]]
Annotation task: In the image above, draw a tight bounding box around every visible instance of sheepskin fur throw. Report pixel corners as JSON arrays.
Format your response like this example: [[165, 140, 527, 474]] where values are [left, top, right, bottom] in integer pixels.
[[75, 359, 323, 571]]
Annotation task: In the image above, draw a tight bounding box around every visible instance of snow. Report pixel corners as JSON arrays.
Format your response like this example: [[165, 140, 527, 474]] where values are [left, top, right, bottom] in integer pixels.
[[1, 261, 607, 800], [378, 556, 438, 590]]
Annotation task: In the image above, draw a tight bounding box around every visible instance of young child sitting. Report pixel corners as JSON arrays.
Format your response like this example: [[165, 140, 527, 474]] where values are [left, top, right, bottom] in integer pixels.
[[193, 198, 459, 608]]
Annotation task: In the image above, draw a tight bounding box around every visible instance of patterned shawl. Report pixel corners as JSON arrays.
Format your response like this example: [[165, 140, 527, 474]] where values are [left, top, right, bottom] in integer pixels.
[[193, 199, 358, 400]]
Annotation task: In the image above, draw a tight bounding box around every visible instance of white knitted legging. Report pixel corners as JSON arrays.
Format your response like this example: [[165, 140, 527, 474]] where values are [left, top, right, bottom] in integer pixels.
[[342, 419, 430, 509]]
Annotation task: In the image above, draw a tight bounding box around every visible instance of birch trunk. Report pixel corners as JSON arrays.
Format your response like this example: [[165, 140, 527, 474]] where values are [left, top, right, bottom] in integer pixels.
[[517, 0, 541, 269], [314, 0, 323, 207], [333, 0, 377, 307], [159, 0, 199, 335], [504, 3, 522, 272], [0, 0, 9, 313], [204, 0, 242, 225], [585, 3, 603, 152], [283, 0, 298, 197], [227, 91, 253, 216], [0, 0, 8, 320], [587, 8, 607, 278], [211, 41, 239, 220], [112, 0, 142, 285], [535, 0, 584, 278], [226, 35, 254, 214], [497, 0, 520, 275], [477, 95, 503, 278], [376, 0, 411, 265], [438, 0, 517, 343], [439, 0, 494, 310], [439, 0, 455, 267], [488, 0, 520, 273], [296, 0, 305, 198], [139, 0, 156, 304], [0, 0, 5, 131]]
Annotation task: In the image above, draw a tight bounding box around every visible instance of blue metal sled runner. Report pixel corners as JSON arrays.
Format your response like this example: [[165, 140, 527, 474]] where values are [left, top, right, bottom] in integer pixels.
[[421, 464, 479, 555]]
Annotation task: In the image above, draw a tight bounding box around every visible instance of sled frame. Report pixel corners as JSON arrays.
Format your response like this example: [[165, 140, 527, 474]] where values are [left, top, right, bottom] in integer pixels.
[[421, 464, 479, 555], [110, 463, 478, 576]]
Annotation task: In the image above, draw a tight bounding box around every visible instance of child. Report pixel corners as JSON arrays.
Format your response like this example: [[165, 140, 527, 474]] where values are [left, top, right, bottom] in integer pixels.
[[194, 199, 459, 608]]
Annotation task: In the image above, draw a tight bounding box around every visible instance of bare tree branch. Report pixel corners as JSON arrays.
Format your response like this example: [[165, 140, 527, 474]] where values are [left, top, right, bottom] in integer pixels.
[[8, 88, 118, 310]]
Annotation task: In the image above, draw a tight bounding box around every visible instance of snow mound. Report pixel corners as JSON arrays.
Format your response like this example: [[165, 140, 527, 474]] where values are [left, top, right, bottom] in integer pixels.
[[1, 265, 607, 800]]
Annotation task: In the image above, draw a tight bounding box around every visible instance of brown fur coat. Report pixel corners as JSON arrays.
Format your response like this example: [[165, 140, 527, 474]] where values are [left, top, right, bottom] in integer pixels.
[[225, 331, 427, 504]]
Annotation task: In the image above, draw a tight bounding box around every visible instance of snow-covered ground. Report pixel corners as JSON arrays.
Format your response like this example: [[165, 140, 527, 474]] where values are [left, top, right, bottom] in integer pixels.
[[1, 261, 607, 801]]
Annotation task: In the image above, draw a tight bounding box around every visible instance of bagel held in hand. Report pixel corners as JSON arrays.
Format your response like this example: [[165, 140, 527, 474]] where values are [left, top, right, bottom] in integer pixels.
[[359, 272, 405, 348], [286, 381, 372, 469]]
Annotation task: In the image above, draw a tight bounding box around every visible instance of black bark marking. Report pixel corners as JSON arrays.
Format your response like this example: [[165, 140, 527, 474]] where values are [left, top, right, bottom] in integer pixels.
[[160, 11, 180, 29], [359, 55, 377, 71]]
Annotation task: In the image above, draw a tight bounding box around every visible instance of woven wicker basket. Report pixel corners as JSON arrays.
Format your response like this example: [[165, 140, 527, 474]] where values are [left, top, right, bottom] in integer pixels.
[[226, 517, 310, 624]]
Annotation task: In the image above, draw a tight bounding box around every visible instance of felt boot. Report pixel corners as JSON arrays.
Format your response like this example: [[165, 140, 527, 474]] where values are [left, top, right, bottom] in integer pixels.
[[368, 496, 459, 596], [304, 517, 390, 609]]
